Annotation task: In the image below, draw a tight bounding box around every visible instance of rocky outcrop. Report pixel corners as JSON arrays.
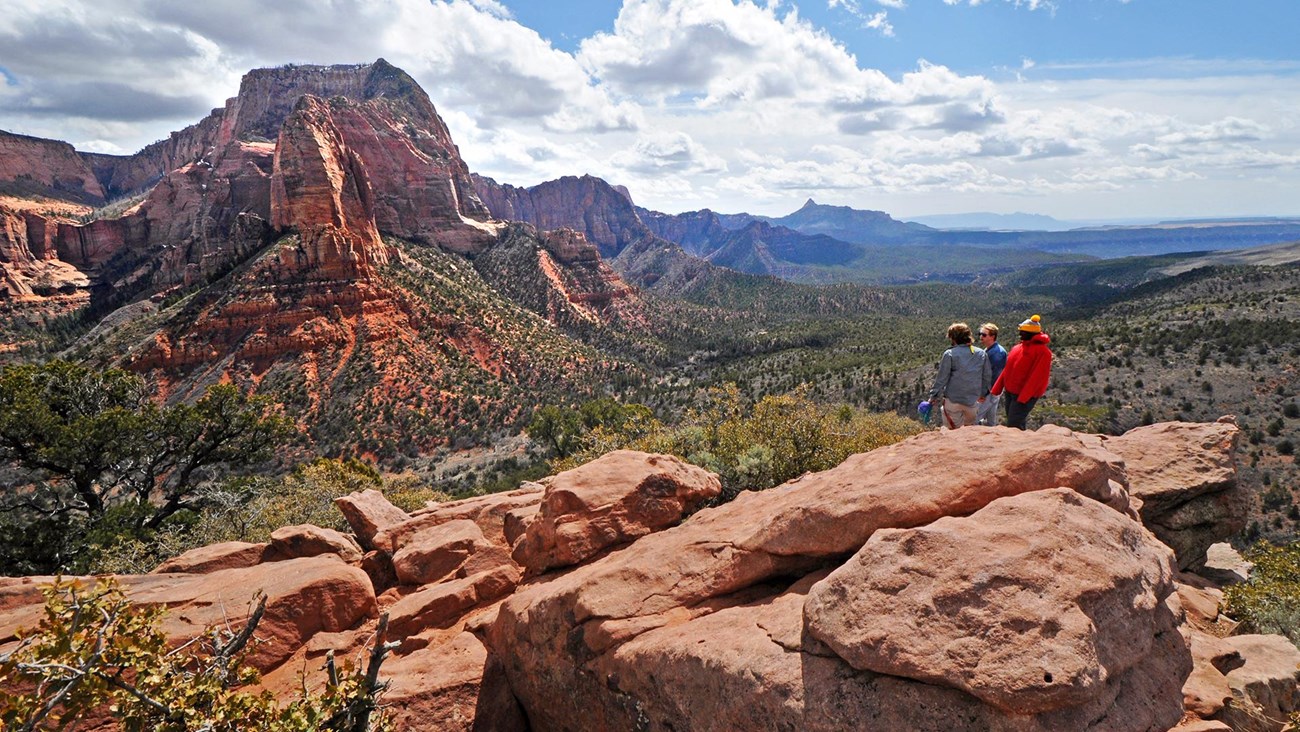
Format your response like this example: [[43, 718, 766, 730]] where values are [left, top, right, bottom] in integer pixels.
[[471, 223, 644, 329], [0, 130, 105, 204], [263, 524, 363, 563], [1104, 418, 1244, 570], [151, 541, 267, 574], [0, 203, 90, 300], [373, 483, 544, 553], [1214, 634, 1300, 732], [473, 173, 650, 259], [805, 488, 1182, 716], [512, 450, 721, 574], [125, 94, 409, 373], [322, 92, 497, 255], [334, 489, 411, 551], [488, 427, 1165, 731], [1, 421, 1294, 731], [270, 95, 388, 281]]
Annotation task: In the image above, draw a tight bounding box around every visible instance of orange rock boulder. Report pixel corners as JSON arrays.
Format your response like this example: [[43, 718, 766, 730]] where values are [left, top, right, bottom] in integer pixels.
[[511, 449, 722, 574]]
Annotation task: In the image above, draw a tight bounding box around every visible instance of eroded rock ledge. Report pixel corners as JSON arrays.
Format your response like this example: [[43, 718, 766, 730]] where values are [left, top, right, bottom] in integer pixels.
[[3, 420, 1296, 732]]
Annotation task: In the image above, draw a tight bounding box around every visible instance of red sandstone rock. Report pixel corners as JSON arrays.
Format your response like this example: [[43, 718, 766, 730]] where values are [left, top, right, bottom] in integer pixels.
[[503, 504, 539, 547], [386, 565, 519, 639], [1214, 634, 1300, 732], [512, 450, 721, 574], [263, 524, 363, 563], [1177, 579, 1225, 626], [270, 95, 387, 281], [325, 98, 498, 255], [1103, 420, 1242, 570], [471, 223, 645, 331], [390, 519, 495, 586], [488, 427, 1156, 731], [379, 628, 527, 732], [335, 489, 411, 551], [804, 488, 1183, 717], [152, 541, 267, 574], [1, 421, 1292, 730], [359, 550, 398, 595], [473, 173, 645, 259], [0, 130, 105, 203], [0, 558, 375, 673], [1183, 629, 1238, 719], [380, 483, 544, 551]]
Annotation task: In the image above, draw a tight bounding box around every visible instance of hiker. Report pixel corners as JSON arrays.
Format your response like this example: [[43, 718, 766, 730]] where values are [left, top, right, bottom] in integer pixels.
[[991, 314, 1053, 430], [926, 322, 991, 430], [976, 323, 1008, 426]]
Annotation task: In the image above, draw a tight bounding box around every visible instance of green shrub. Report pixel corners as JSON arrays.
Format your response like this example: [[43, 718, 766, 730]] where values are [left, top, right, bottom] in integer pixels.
[[0, 577, 389, 731], [555, 384, 921, 501], [1223, 541, 1300, 647], [0, 361, 293, 575]]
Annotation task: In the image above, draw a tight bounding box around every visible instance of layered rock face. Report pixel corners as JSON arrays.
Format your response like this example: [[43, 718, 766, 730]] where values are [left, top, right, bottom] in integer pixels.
[[3, 421, 1295, 731], [1, 59, 649, 438], [0, 131, 105, 204], [129, 94, 403, 372], [0, 204, 90, 301], [471, 223, 643, 329], [473, 173, 653, 259], [0, 60, 496, 313], [270, 95, 387, 281], [1103, 419, 1245, 570]]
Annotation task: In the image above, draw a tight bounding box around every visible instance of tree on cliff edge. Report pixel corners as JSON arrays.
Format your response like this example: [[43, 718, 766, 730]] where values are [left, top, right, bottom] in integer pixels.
[[0, 360, 293, 574]]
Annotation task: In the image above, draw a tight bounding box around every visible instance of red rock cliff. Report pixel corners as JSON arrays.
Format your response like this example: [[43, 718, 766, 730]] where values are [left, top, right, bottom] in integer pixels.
[[271, 95, 386, 281], [0, 130, 105, 204]]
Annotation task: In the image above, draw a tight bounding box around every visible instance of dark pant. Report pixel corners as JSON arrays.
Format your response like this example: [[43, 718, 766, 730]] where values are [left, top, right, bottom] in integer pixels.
[[1004, 391, 1039, 430]]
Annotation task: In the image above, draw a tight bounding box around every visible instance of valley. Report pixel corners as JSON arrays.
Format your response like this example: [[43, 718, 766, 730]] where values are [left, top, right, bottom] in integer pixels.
[[1, 59, 1297, 562]]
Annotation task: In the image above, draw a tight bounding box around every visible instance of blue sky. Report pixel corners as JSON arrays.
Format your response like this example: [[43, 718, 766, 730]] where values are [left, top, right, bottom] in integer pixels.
[[2, 0, 1298, 220], [514, 0, 1295, 77]]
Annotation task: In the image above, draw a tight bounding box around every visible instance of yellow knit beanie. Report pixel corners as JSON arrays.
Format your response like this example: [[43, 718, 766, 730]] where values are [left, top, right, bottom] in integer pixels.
[[1018, 314, 1042, 333]]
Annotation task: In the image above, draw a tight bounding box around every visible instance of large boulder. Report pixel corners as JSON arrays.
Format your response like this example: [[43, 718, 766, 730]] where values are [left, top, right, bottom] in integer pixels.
[[805, 488, 1185, 720], [263, 524, 363, 563], [0, 558, 377, 673], [390, 519, 497, 586], [1103, 419, 1242, 570], [376, 483, 544, 552], [151, 541, 267, 574], [1214, 634, 1300, 732], [334, 489, 410, 551], [489, 427, 1160, 731], [512, 450, 722, 574]]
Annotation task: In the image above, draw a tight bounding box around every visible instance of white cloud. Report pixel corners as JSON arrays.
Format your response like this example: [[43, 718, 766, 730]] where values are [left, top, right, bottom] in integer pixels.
[[610, 132, 728, 175], [2, 0, 1298, 221], [578, 0, 873, 107], [942, 0, 1056, 9], [865, 11, 895, 37]]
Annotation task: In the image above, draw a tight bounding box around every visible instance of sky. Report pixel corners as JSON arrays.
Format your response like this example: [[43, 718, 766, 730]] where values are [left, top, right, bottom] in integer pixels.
[[1, 0, 1298, 221]]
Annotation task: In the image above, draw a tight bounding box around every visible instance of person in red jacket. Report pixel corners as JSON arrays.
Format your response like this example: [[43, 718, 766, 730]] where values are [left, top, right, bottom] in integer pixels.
[[990, 314, 1053, 429]]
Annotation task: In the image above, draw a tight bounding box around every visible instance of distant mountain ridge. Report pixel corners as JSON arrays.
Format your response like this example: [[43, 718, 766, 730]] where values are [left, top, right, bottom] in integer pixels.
[[714, 200, 1300, 260], [907, 212, 1073, 232], [762, 198, 935, 243]]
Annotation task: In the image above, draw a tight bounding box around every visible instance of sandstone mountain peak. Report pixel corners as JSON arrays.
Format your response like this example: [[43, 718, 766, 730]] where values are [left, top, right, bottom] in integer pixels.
[[0, 59, 644, 460]]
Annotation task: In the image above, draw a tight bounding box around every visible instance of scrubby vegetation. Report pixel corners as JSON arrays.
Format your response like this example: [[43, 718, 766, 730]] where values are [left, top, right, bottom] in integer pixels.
[[539, 387, 921, 502], [0, 578, 390, 731], [1223, 540, 1300, 646], [0, 360, 293, 575]]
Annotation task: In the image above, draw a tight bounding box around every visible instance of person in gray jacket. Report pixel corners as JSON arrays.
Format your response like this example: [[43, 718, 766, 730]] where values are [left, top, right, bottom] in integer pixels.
[[927, 322, 991, 430]]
